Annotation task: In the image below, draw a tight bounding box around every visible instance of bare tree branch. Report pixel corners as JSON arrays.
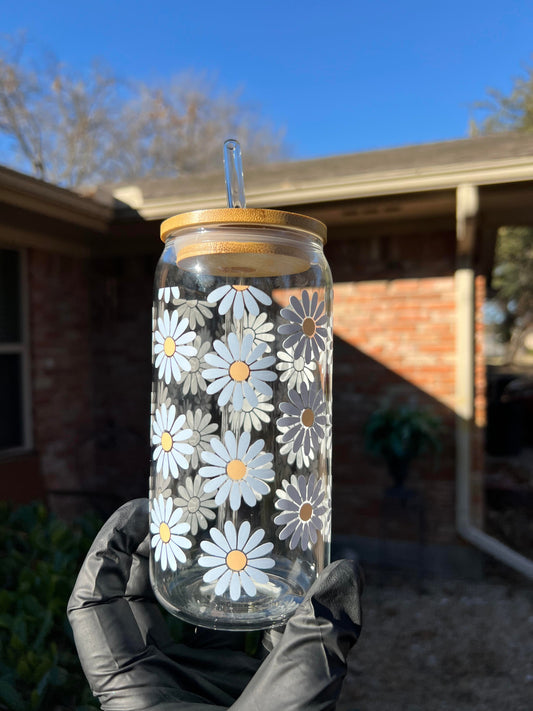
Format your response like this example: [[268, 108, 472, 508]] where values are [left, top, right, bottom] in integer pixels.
[[0, 37, 287, 188]]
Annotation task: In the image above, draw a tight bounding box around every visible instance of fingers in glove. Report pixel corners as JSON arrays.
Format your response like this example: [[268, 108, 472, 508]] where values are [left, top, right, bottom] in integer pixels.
[[231, 559, 363, 711], [67, 499, 258, 710]]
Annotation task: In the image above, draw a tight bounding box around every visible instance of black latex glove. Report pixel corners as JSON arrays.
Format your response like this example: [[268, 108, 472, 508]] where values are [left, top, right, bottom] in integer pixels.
[[67, 499, 362, 711]]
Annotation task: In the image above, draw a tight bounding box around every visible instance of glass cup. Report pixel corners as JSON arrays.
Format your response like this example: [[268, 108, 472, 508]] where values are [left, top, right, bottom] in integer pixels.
[[149, 208, 333, 630]]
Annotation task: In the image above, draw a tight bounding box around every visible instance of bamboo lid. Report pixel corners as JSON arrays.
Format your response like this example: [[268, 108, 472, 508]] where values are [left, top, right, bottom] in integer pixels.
[[160, 208, 327, 277], [160, 208, 327, 243]]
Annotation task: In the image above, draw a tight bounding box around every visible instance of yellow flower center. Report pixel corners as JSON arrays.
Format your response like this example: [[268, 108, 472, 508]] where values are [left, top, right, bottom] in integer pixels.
[[232, 285, 249, 291], [299, 502, 313, 522], [159, 522, 171, 543], [229, 360, 250, 382], [161, 431, 173, 452], [226, 459, 247, 481], [164, 336, 176, 357], [226, 549, 247, 571], [302, 317, 316, 337], [301, 408, 315, 428]]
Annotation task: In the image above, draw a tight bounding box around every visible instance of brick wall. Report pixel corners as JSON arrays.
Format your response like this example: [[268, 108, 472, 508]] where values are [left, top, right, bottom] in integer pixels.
[[25, 250, 156, 517], [28, 249, 94, 516], [326, 231, 485, 546], [88, 254, 157, 512]]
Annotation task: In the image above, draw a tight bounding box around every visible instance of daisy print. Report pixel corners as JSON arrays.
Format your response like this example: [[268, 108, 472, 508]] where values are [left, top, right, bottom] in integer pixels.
[[203, 332, 277, 411], [276, 345, 316, 391], [151, 380, 170, 417], [276, 428, 314, 469], [199, 430, 274, 510], [175, 297, 215, 329], [173, 475, 217, 536], [278, 290, 328, 363], [198, 520, 275, 601], [152, 403, 194, 479], [154, 310, 197, 385], [208, 283, 272, 320], [158, 286, 181, 304], [184, 408, 218, 469], [274, 475, 327, 551], [277, 382, 328, 461], [238, 311, 275, 353], [150, 494, 192, 571], [178, 336, 210, 396], [229, 392, 275, 432], [321, 478, 332, 544]]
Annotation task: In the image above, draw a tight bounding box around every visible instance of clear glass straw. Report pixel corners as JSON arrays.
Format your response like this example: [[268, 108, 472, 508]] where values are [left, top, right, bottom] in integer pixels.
[[224, 139, 246, 208]]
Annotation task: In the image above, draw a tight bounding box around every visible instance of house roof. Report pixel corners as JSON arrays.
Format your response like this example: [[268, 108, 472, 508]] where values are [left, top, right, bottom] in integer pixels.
[[0, 163, 113, 231], [1, 132, 532, 255], [108, 132, 533, 222]]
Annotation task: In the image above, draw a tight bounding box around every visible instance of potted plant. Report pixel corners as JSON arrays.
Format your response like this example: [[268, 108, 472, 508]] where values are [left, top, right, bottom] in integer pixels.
[[364, 404, 442, 488]]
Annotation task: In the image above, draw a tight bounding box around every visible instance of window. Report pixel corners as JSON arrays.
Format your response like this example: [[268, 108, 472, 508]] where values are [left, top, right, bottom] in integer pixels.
[[0, 248, 31, 452]]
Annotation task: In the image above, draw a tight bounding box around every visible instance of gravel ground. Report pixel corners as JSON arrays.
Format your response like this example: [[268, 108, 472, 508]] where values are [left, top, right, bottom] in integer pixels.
[[337, 567, 533, 711]]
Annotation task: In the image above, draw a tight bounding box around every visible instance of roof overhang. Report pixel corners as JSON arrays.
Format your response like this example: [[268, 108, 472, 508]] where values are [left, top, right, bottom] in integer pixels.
[[113, 154, 533, 224], [1, 134, 533, 256], [0, 165, 113, 232]]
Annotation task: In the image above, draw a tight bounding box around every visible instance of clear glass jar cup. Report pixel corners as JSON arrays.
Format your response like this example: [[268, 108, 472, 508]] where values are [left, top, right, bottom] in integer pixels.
[[149, 208, 333, 631]]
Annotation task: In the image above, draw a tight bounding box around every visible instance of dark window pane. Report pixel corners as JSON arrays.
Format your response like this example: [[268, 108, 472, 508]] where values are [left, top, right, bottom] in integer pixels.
[[0, 249, 21, 343], [0, 353, 23, 448]]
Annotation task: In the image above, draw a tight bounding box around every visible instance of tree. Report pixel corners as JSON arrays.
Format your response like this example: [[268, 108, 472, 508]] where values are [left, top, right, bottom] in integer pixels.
[[472, 59, 533, 362], [470, 58, 533, 134], [0, 36, 286, 188], [490, 227, 533, 362]]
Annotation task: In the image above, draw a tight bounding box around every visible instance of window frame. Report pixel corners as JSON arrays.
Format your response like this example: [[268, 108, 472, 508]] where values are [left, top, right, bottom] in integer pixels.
[[0, 246, 33, 455]]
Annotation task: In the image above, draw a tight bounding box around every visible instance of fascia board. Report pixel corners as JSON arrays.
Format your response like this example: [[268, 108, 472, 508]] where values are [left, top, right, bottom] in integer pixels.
[[127, 156, 533, 221], [0, 168, 113, 232]]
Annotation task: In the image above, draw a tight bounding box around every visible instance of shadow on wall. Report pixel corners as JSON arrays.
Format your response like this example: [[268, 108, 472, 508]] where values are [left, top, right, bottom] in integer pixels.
[[332, 335, 458, 541]]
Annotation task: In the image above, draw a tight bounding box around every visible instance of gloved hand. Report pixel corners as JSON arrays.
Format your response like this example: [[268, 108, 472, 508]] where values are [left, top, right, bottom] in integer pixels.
[[67, 498, 362, 711]]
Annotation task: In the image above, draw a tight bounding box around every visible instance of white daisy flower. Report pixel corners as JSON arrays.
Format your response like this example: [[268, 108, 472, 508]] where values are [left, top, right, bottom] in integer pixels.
[[238, 311, 275, 353], [203, 332, 277, 411], [198, 520, 275, 601], [173, 475, 217, 536], [178, 336, 210, 396], [158, 286, 181, 304], [324, 419, 333, 461], [278, 290, 328, 363], [154, 310, 197, 385], [151, 304, 157, 335], [318, 322, 334, 391], [184, 408, 218, 469], [150, 494, 192, 571], [208, 284, 272, 320], [321, 478, 332, 544], [174, 297, 215, 329], [276, 345, 316, 391], [150, 381, 171, 417], [277, 382, 328, 461], [229, 392, 275, 432], [152, 403, 194, 479], [149, 472, 158, 501], [274, 475, 327, 550], [275, 429, 312, 469], [200, 430, 274, 511]]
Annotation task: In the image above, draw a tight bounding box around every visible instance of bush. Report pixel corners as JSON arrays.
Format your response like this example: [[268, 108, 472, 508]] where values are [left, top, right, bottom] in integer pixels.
[[0, 501, 103, 711]]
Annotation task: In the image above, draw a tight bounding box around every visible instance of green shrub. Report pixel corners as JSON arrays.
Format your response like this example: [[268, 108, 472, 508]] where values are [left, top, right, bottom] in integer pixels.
[[0, 501, 103, 711]]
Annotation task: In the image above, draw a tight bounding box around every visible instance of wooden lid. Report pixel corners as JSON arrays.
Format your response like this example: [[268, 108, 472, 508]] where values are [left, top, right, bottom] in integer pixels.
[[160, 208, 327, 243]]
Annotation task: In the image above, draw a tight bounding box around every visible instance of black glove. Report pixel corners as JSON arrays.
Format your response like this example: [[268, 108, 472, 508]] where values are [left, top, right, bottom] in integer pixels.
[[67, 499, 363, 711]]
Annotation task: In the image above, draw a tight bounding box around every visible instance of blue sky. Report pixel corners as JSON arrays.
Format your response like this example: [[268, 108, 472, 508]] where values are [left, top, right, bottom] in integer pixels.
[[2, 0, 532, 159]]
